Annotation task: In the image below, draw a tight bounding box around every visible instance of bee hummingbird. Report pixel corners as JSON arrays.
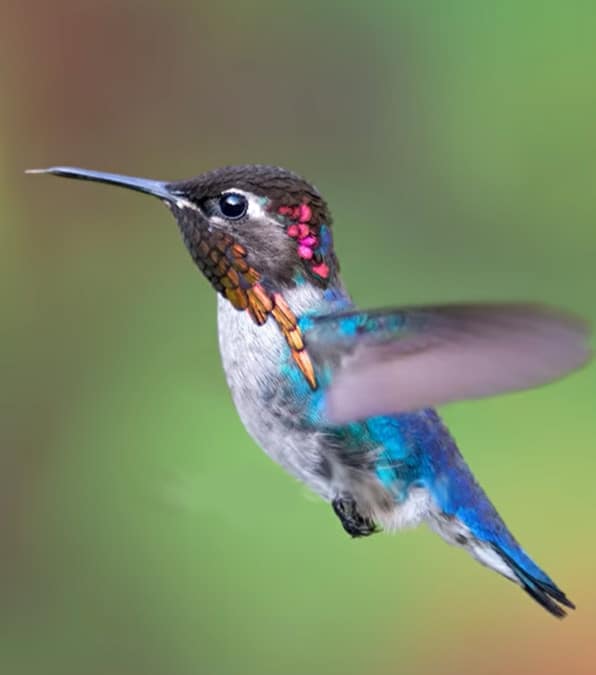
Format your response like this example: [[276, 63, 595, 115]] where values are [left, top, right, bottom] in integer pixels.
[[28, 164, 590, 617]]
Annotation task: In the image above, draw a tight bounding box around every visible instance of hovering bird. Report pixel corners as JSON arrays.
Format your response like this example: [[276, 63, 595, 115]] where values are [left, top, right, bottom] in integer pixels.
[[28, 164, 590, 617]]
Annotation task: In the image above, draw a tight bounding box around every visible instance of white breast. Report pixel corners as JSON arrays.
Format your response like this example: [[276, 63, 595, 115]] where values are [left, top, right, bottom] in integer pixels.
[[216, 288, 336, 499]]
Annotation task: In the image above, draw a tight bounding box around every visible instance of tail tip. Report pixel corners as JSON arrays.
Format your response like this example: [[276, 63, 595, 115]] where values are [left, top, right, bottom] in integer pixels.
[[495, 546, 575, 618]]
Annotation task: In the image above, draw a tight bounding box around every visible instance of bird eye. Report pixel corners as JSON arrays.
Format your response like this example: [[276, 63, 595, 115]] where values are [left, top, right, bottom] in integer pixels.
[[219, 192, 248, 220]]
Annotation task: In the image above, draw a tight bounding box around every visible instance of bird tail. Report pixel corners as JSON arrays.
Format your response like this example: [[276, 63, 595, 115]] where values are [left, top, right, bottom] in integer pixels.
[[491, 545, 575, 618], [422, 417, 575, 617], [429, 498, 575, 618]]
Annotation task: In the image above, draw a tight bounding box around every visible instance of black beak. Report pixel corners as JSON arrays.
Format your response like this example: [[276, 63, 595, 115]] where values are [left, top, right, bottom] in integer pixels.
[[26, 166, 176, 202]]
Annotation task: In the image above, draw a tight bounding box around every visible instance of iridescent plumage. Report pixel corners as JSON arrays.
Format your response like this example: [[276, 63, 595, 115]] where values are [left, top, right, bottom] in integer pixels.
[[28, 163, 591, 618]]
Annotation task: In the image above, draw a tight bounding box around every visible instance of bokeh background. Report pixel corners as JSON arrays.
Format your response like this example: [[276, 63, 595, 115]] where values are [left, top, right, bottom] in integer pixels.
[[2, 2, 596, 674]]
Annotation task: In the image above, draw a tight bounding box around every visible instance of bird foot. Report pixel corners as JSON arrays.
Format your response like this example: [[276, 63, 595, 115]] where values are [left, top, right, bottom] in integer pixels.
[[332, 496, 378, 538]]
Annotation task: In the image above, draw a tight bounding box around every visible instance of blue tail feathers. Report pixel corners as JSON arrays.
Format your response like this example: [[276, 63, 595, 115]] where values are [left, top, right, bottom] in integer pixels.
[[410, 409, 575, 617], [437, 469, 576, 618], [363, 408, 574, 617], [493, 545, 575, 618]]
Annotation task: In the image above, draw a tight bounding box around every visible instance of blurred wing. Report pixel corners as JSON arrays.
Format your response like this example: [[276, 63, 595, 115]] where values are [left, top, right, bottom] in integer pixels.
[[305, 303, 591, 424]]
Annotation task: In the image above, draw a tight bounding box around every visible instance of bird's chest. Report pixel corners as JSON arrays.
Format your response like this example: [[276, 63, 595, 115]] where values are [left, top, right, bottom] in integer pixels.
[[218, 296, 289, 405], [216, 295, 331, 492]]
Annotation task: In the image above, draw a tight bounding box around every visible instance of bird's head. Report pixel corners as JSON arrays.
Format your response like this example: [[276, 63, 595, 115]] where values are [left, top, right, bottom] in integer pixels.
[[28, 164, 338, 320]]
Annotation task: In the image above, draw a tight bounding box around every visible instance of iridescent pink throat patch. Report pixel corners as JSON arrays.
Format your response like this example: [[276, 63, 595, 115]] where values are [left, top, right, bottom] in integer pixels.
[[277, 203, 330, 279]]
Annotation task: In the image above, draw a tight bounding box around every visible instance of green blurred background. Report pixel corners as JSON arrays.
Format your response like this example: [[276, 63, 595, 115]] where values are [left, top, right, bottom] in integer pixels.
[[2, 1, 596, 673]]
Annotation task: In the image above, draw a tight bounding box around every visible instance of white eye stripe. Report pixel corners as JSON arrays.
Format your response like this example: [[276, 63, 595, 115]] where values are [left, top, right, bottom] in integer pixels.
[[169, 196, 202, 212]]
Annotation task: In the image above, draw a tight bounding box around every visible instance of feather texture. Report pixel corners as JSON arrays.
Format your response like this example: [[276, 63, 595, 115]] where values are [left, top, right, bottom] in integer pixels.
[[303, 303, 591, 423]]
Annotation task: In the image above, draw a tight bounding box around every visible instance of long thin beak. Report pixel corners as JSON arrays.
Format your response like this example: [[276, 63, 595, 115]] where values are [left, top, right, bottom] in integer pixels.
[[25, 166, 175, 201]]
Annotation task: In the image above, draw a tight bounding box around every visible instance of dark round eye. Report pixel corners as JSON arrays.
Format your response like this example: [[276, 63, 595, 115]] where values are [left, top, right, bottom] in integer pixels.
[[219, 192, 248, 220]]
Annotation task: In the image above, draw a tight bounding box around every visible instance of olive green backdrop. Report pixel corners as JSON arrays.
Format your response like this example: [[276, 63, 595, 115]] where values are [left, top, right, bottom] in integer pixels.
[[2, 2, 595, 674]]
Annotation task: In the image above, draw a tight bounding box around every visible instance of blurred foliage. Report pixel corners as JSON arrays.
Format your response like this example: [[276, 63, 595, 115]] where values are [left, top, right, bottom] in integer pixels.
[[2, 1, 595, 674]]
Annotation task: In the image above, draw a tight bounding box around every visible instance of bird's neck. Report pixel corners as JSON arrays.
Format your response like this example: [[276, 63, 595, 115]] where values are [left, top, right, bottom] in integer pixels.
[[217, 277, 351, 392], [258, 277, 353, 389], [281, 276, 353, 317]]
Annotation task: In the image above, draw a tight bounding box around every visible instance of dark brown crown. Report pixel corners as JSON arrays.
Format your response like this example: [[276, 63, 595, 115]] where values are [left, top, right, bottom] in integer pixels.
[[168, 164, 332, 227]]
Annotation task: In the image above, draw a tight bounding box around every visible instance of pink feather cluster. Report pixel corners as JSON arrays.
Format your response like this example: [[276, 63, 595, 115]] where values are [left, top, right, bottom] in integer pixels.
[[277, 203, 329, 278]]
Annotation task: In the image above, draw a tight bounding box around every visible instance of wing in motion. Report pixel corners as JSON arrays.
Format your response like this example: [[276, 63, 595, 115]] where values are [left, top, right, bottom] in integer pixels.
[[304, 303, 591, 424]]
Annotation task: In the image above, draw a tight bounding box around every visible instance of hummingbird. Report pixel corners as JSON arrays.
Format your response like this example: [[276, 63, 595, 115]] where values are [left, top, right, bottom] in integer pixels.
[[28, 164, 590, 618]]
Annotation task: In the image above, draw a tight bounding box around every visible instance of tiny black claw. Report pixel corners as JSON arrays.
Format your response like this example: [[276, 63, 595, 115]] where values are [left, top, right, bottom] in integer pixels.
[[332, 496, 378, 538]]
